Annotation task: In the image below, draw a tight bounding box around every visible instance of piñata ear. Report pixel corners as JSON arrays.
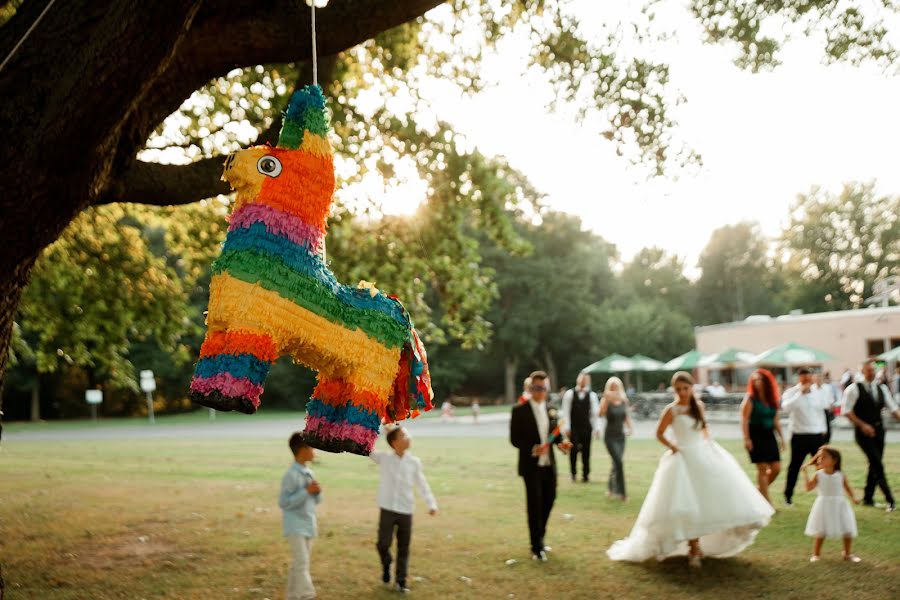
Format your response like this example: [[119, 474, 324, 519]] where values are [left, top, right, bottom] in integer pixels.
[[277, 84, 331, 149]]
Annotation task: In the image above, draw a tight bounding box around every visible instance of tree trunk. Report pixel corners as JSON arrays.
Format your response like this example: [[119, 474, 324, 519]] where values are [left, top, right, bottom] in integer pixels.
[[543, 348, 557, 392], [30, 377, 41, 422], [504, 357, 518, 405]]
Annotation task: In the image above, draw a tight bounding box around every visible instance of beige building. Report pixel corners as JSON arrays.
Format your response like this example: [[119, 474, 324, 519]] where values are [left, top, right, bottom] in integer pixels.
[[695, 306, 900, 386]]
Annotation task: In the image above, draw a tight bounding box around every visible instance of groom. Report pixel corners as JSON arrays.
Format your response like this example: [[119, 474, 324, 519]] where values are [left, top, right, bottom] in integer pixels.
[[510, 371, 572, 561]]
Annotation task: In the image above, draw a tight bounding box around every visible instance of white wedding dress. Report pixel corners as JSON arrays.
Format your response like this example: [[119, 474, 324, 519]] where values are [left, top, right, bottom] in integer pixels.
[[607, 405, 774, 561]]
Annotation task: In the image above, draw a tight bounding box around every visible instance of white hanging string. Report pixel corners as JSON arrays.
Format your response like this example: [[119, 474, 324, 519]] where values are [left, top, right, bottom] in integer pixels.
[[308, 0, 326, 262], [0, 0, 60, 75], [311, 0, 318, 85]]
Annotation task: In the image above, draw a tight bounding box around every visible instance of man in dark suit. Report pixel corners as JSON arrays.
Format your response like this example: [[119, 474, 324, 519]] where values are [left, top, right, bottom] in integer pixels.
[[510, 371, 572, 561]]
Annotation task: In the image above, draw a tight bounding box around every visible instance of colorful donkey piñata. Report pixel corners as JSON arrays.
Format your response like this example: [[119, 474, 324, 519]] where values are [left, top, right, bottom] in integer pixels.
[[189, 85, 433, 455]]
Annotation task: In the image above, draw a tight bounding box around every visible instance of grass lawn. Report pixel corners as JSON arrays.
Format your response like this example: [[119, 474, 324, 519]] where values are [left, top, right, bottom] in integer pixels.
[[1, 435, 898, 600]]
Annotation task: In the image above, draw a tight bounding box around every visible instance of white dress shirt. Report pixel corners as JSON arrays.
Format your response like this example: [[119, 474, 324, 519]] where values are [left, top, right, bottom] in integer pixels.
[[781, 384, 828, 434], [370, 451, 437, 514], [561, 388, 600, 434], [842, 379, 898, 414], [529, 398, 552, 467]]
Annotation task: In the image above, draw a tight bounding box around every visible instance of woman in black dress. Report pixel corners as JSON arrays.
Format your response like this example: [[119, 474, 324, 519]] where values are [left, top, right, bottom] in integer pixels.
[[739, 368, 785, 505]]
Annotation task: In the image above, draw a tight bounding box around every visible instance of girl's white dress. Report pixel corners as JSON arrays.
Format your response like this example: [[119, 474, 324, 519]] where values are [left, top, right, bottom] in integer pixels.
[[804, 470, 857, 539], [607, 405, 775, 561]]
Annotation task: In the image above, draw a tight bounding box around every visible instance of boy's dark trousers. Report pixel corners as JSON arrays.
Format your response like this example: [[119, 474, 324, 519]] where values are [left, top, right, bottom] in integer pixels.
[[376, 509, 412, 586]]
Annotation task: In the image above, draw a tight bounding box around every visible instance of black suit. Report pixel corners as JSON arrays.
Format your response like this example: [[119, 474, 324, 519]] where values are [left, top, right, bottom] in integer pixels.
[[510, 400, 561, 555]]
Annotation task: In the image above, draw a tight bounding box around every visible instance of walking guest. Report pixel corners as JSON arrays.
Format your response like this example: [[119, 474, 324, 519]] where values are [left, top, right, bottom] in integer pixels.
[[471, 399, 481, 424], [561, 373, 600, 482], [518, 376, 533, 404], [843, 358, 900, 512], [440, 399, 454, 422], [740, 369, 785, 505], [510, 371, 572, 561], [599, 376, 634, 500], [279, 433, 322, 600], [816, 371, 841, 443], [607, 371, 773, 567], [781, 368, 829, 506], [371, 427, 438, 593], [803, 446, 861, 563]]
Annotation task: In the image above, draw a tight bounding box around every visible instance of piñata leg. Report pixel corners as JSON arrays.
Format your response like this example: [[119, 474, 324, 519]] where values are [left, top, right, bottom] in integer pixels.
[[302, 375, 384, 455], [189, 329, 278, 414]]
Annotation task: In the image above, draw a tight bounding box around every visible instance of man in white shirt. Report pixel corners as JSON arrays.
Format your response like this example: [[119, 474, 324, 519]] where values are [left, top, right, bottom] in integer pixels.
[[843, 359, 900, 512], [370, 427, 437, 593], [781, 368, 829, 505], [815, 372, 841, 442], [510, 371, 572, 561], [561, 373, 600, 482]]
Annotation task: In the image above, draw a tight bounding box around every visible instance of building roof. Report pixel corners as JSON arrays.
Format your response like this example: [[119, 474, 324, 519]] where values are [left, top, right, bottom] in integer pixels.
[[694, 305, 900, 334]]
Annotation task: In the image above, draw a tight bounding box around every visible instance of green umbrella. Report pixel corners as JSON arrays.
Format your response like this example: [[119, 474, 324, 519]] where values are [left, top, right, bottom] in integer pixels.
[[629, 354, 665, 392], [663, 350, 708, 371], [752, 342, 834, 366], [878, 346, 900, 362], [581, 353, 634, 374], [629, 354, 665, 371], [702, 347, 757, 366]]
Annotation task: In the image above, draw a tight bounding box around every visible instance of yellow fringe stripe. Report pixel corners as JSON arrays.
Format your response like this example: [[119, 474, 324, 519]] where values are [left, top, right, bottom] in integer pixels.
[[207, 273, 399, 398], [300, 132, 332, 159]]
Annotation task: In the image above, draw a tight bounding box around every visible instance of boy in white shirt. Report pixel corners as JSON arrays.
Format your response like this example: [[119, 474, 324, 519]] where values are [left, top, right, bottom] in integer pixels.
[[370, 426, 438, 594]]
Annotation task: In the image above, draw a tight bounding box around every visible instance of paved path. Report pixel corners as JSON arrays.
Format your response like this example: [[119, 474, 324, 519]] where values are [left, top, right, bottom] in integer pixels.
[[5, 412, 898, 443]]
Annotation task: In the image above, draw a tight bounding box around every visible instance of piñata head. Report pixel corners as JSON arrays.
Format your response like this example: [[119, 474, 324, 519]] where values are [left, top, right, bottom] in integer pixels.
[[189, 85, 433, 455]]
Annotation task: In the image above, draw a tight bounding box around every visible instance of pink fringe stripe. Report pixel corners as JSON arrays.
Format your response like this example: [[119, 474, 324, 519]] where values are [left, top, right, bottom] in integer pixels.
[[304, 416, 378, 452], [190, 373, 263, 408], [229, 203, 324, 251]]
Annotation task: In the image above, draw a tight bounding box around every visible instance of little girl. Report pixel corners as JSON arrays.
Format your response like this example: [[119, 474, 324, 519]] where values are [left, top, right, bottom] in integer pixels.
[[802, 446, 860, 562]]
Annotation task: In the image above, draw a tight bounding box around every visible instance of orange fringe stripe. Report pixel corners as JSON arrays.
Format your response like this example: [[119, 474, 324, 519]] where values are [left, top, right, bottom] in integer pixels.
[[314, 377, 385, 414], [200, 329, 279, 362]]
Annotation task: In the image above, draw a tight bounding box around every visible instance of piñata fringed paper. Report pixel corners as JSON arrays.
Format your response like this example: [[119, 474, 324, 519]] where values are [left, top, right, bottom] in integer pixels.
[[189, 85, 433, 455]]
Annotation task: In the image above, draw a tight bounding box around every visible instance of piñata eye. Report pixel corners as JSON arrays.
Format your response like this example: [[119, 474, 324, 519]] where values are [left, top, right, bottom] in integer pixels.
[[256, 156, 283, 177]]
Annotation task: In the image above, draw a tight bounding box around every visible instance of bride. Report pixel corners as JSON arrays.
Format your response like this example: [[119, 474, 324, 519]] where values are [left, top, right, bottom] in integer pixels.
[[607, 371, 774, 567]]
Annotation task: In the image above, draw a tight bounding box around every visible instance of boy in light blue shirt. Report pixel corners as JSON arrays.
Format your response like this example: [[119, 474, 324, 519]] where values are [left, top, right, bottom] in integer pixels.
[[279, 433, 322, 600]]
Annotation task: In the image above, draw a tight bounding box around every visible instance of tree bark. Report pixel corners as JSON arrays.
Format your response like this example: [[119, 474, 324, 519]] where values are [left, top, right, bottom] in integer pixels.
[[0, 0, 443, 394], [504, 357, 518, 405], [543, 348, 557, 392], [30, 377, 41, 422]]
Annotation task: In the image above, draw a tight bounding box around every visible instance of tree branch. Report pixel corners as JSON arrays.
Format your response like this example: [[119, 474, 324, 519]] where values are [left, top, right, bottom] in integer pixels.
[[105, 55, 342, 208], [101, 157, 230, 206]]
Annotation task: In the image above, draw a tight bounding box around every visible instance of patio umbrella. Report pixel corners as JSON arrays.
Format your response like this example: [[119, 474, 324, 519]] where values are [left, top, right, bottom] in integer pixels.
[[629, 354, 665, 391], [581, 353, 635, 375], [878, 346, 900, 362], [663, 350, 708, 371], [752, 342, 834, 366], [700, 348, 756, 390], [702, 347, 757, 366]]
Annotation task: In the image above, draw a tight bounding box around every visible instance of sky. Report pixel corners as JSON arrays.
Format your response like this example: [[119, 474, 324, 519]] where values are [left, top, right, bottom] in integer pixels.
[[386, 1, 900, 272]]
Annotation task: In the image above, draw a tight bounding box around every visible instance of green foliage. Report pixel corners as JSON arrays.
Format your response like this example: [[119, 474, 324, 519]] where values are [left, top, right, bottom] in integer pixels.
[[593, 300, 695, 361], [619, 247, 693, 315], [781, 182, 900, 311], [693, 222, 787, 324], [687, 0, 899, 71]]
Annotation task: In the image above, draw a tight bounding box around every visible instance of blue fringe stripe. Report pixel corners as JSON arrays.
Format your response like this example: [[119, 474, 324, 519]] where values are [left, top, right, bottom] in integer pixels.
[[305, 398, 381, 431], [195, 353, 272, 385], [221, 223, 410, 327]]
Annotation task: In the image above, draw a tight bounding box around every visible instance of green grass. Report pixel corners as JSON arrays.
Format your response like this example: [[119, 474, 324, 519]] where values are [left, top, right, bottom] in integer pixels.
[[1, 437, 898, 599]]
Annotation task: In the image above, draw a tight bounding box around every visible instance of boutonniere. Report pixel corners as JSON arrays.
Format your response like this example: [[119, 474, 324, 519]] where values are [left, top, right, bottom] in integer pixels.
[[548, 408, 558, 420]]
